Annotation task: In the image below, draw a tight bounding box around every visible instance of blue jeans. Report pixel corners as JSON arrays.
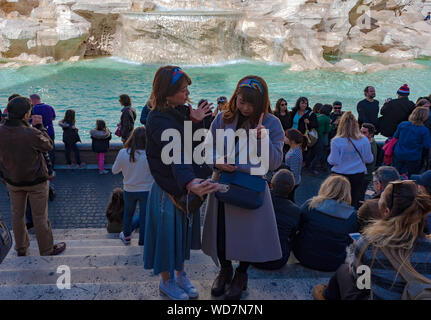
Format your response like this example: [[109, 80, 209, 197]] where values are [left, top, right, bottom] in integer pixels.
[[123, 191, 149, 245]]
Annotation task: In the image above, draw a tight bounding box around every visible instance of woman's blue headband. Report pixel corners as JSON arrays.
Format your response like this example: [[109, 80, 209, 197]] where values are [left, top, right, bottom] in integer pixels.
[[239, 78, 263, 94], [170, 68, 184, 86]]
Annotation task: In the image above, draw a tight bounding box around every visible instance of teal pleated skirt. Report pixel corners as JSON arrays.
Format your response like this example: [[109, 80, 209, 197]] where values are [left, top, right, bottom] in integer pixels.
[[143, 183, 201, 278]]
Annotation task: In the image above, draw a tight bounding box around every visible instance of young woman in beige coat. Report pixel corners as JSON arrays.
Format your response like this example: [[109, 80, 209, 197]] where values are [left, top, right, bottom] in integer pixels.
[[202, 75, 285, 300]]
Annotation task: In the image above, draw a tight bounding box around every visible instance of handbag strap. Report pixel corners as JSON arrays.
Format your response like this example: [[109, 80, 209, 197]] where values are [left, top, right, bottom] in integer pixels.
[[347, 137, 365, 165]]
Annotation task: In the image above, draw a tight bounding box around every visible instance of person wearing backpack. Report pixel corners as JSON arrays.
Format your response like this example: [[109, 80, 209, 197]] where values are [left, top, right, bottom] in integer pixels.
[[313, 180, 431, 300], [118, 94, 137, 143]]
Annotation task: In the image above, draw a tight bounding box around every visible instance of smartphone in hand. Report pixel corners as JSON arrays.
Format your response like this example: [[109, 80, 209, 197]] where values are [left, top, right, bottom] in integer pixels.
[[208, 180, 230, 193], [349, 233, 361, 242]]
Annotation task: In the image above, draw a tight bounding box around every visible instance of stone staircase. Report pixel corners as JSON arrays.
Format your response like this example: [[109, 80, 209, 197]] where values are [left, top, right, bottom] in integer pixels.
[[0, 228, 332, 300]]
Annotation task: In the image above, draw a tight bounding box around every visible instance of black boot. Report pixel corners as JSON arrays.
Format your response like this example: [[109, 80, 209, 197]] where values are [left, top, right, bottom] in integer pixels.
[[211, 266, 233, 297], [224, 269, 248, 300]]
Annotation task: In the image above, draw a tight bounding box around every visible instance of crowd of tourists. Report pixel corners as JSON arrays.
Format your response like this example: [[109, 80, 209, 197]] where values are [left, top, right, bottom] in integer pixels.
[[1, 67, 431, 301]]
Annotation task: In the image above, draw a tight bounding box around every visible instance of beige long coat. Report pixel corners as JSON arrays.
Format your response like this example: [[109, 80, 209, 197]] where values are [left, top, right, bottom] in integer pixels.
[[201, 112, 284, 266]]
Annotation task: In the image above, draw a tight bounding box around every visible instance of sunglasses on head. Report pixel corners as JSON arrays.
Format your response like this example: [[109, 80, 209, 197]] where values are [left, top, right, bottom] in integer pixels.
[[387, 180, 417, 211]]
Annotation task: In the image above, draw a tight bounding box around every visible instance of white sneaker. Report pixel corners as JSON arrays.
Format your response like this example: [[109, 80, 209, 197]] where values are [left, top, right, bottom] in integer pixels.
[[175, 271, 199, 298], [159, 278, 189, 300], [119, 231, 131, 245]]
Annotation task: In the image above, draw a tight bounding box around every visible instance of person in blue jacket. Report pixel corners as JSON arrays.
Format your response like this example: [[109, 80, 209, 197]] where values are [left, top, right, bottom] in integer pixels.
[[293, 175, 358, 272], [393, 107, 431, 176], [140, 99, 152, 125]]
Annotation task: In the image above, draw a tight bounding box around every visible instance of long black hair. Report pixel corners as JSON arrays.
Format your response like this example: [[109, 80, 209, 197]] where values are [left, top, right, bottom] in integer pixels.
[[96, 119, 107, 131], [63, 109, 76, 125]]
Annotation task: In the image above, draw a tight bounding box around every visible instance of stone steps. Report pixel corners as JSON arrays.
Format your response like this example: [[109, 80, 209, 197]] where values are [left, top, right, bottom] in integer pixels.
[[0, 278, 321, 300], [1, 228, 332, 300]]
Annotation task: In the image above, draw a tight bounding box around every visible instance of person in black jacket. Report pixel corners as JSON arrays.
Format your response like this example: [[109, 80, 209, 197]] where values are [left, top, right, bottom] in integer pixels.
[[90, 120, 112, 174], [290, 97, 318, 134], [274, 98, 291, 131], [144, 66, 218, 300], [357, 86, 379, 130], [58, 109, 85, 168], [251, 169, 301, 270], [378, 84, 415, 138], [119, 94, 137, 143], [293, 175, 357, 272], [290, 97, 318, 168]]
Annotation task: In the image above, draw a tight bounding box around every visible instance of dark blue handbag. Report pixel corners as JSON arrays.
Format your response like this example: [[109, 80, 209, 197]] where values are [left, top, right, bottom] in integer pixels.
[[215, 171, 267, 209]]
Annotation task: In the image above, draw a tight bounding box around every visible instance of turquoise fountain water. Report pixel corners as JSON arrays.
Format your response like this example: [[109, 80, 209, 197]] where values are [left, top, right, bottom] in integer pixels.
[[0, 57, 430, 141]]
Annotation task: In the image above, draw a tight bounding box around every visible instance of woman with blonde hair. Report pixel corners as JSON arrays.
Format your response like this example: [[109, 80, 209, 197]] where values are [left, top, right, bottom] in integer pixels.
[[314, 180, 431, 300], [292, 175, 358, 272], [328, 111, 373, 208], [393, 107, 431, 176]]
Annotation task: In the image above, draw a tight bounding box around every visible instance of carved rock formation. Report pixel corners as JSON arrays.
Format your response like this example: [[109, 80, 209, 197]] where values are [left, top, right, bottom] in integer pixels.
[[0, 0, 429, 72]]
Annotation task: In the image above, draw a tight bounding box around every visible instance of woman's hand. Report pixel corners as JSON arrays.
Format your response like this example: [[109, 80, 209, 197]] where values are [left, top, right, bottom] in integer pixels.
[[188, 101, 213, 123], [214, 156, 237, 172], [304, 118, 310, 125], [214, 163, 237, 172], [186, 178, 219, 199], [253, 113, 267, 140]]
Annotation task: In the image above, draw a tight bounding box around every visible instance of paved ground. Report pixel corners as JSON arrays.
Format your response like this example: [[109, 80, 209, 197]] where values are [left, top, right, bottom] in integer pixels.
[[0, 169, 328, 229]]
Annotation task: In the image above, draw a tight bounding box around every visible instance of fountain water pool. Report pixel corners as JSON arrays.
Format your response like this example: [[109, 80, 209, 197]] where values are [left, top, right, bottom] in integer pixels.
[[0, 57, 430, 141]]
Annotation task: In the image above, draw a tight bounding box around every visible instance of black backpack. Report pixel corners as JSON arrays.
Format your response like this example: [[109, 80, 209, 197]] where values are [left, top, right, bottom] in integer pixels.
[[0, 219, 12, 264]]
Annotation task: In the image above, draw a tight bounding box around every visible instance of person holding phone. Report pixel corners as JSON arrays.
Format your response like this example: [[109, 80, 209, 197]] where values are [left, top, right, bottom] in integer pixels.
[[144, 66, 218, 300], [0, 97, 66, 256], [314, 180, 431, 300], [202, 75, 284, 300]]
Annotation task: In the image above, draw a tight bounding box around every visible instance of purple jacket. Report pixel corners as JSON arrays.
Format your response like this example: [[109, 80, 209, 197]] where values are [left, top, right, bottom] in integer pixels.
[[33, 103, 56, 138]]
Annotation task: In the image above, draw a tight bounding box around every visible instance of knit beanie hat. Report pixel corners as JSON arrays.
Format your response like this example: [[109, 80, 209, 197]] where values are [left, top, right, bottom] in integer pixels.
[[397, 84, 410, 96]]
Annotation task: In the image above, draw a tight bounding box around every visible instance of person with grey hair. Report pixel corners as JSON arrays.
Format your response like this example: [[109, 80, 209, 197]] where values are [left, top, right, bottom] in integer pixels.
[[357, 166, 400, 232]]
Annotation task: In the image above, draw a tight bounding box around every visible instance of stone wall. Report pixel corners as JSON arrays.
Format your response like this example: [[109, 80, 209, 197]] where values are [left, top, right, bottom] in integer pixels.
[[54, 142, 122, 167]]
